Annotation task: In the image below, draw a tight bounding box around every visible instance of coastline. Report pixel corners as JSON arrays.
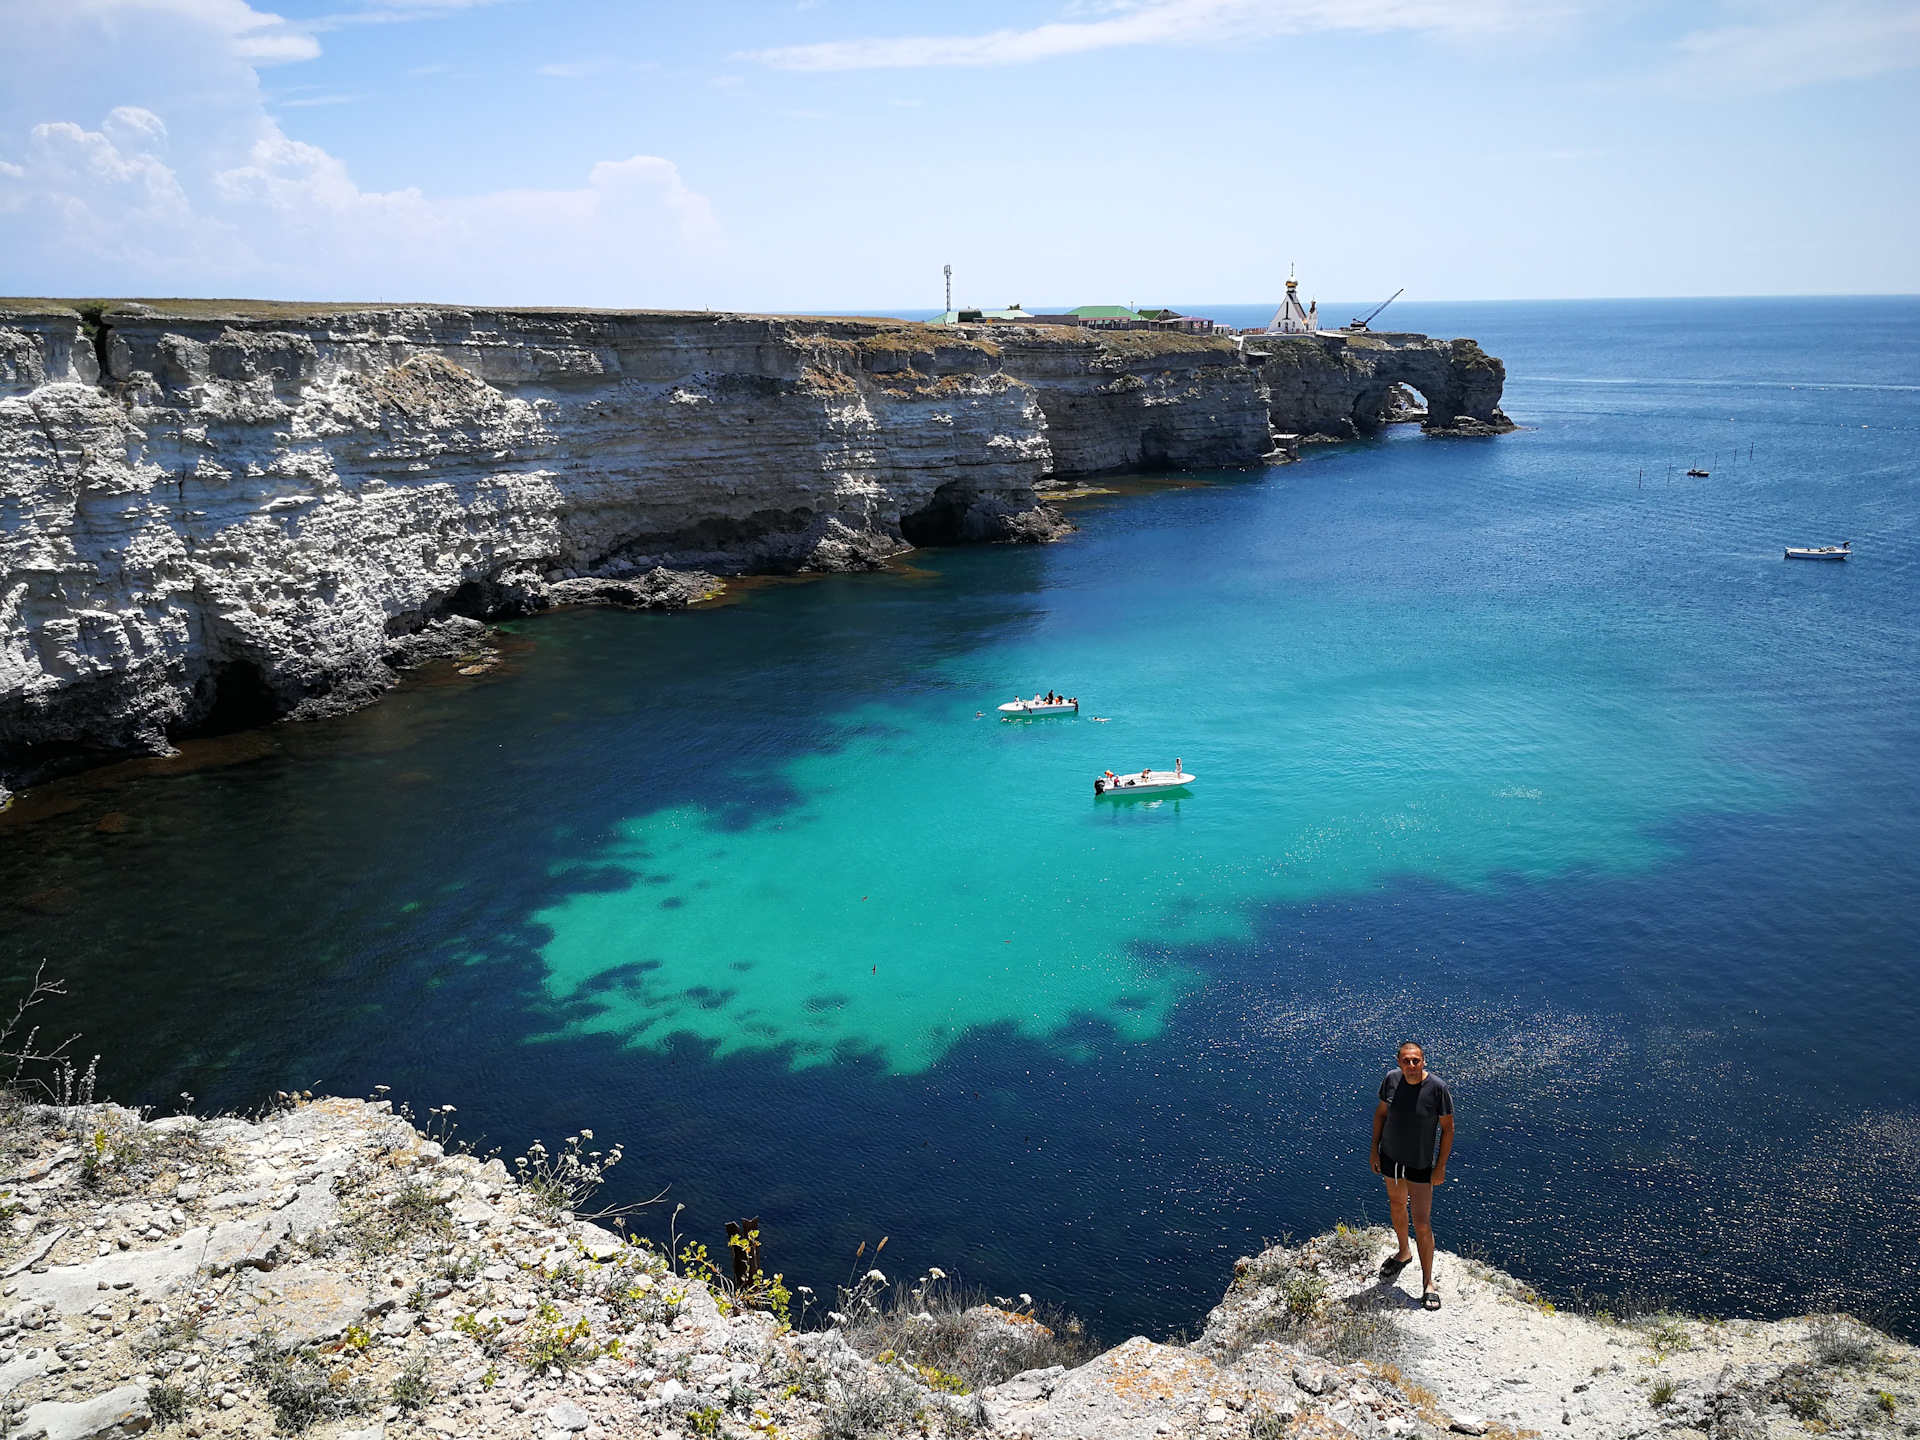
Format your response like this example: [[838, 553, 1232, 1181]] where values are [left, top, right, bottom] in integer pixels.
[[0, 301, 1511, 802]]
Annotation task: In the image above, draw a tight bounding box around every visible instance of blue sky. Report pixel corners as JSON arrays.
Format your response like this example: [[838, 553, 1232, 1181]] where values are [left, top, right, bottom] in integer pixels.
[[2, 0, 1915, 308]]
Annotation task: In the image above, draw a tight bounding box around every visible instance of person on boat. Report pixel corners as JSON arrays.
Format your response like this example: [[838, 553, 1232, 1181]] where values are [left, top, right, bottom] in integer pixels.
[[1174, 757, 1182, 777], [1370, 1041, 1454, 1312]]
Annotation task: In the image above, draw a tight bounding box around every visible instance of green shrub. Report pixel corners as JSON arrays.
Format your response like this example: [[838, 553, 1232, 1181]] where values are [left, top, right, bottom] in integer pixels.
[[1284, 1273, 1328, 1320], [1642, 1315, 1690, 1364], [147, 1380, 192, 1426], [1323, 1223, 1385, 1269], [389, 1356, 435, 1412], [245, 1331, 374, 1433], [820, 1369, 922, 1440], [521, 1300, 599, 1370]]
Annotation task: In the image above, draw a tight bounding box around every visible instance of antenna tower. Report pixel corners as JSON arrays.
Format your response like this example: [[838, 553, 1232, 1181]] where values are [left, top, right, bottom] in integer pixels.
[[944, 265, 952, 314]]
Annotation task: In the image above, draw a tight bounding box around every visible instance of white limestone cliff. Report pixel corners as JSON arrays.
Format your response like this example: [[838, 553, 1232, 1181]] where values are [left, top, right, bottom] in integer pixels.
[[0, 301, 1512, 800]]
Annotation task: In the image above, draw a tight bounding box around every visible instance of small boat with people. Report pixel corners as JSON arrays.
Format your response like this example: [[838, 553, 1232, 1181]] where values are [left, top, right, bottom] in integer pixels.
[[999, 690, 1079, 715], [1686, 468, 1709, 478], [1784, 541, 1850, 561], [1095, 761, 1195, 796]]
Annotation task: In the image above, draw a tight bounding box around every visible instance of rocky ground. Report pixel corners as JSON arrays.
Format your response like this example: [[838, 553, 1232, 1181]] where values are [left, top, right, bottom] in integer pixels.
[[1192, 1233, 1917, 1440], [0, 1097, 1909, 1440]]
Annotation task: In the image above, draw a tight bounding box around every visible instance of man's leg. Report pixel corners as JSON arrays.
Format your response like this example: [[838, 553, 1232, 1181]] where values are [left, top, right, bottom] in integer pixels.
[[1383, 1175, 1413, 1262], [1409, 1181, 1435, 1292]]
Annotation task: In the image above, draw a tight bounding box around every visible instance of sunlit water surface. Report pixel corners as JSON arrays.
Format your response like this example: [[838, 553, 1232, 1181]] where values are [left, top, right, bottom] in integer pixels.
[[3, 298, 1916, 1339]]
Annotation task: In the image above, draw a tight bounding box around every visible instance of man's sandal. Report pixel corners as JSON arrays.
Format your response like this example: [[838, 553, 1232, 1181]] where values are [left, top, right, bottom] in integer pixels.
[[1422, 1291, 1443, 1311], [1378, 1255, 1412, 1280]]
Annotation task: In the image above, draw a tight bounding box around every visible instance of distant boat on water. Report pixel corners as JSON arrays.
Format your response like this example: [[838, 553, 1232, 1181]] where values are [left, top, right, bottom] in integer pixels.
[[1686, 467, 1709, 477], [1785, 541, 1850, 561], [1095, 765, 1194, 796], [999, 694, 1078, 715]]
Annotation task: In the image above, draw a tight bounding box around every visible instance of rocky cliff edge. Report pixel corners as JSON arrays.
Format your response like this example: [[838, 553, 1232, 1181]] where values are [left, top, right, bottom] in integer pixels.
[[0, 1095, 1907, 1440]]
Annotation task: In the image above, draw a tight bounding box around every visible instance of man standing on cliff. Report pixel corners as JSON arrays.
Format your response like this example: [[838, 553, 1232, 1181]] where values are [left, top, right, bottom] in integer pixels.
[[1370, 1041, 1454, 1311]]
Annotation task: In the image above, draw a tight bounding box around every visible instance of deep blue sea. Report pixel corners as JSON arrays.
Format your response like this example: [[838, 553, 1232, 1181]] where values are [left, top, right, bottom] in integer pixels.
[[2, 297, 1916, 1340]]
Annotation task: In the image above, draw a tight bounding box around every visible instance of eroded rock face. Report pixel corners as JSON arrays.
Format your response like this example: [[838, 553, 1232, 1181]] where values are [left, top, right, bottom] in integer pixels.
[[992, 329, 1276, 476], [0, 303, 1513, 795], [0, 305, 1067, 792], [1249, 332, 1514, 441]]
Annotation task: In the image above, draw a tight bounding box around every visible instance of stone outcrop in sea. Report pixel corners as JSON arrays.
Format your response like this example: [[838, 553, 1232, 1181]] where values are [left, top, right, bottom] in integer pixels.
[[0, 302, 1513, 799], [0, 1095, 1905, 1440]]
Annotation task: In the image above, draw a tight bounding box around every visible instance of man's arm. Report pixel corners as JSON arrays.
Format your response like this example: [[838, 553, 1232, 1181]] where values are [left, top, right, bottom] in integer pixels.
[[1370, 1101, 1389, 1174], [1432, 1114, 1455, 1185]]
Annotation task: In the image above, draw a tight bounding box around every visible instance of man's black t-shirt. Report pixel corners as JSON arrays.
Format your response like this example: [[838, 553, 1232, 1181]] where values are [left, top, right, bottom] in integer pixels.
[[1378, 1072, 1453, 1168]]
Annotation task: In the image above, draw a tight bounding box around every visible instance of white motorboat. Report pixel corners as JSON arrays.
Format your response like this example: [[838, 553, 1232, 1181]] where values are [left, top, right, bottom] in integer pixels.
[[999, 696, 1079, 715], [1785, 541, 1850, 561], [1095, 767, 1195, 796]]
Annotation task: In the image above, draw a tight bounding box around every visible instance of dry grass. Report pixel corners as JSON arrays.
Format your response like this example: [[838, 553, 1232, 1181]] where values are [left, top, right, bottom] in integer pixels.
[[0, 297, 989, 328], [1086, 329, 1240, 359], [819, 1366, 924, 1439], [340, 1178, 453, 1261], [1809, 1319, 1880, 1369], [1226, 1233, 1401, 1366], [835, 1273, 1097, 1394]]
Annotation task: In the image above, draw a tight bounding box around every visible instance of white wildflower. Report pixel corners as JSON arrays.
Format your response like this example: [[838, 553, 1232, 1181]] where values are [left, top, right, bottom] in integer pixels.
[[865, 1269, 887, 1284]]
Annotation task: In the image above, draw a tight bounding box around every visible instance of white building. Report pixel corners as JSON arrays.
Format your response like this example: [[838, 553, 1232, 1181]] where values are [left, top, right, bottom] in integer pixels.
[[1266, 272, 1318, 334]]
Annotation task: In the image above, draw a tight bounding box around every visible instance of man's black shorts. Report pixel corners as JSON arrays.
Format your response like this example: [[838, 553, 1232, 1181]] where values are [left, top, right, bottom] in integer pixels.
[[1381, 1156, 1434, 1185]]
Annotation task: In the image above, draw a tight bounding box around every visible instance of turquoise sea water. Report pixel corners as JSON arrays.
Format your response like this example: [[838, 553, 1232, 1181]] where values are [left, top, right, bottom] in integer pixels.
[[2, 297, 1916, 1338]]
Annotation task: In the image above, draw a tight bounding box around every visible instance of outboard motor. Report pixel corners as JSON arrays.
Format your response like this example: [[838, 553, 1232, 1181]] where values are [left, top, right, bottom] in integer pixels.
[[1094, 777, 1107, 796]]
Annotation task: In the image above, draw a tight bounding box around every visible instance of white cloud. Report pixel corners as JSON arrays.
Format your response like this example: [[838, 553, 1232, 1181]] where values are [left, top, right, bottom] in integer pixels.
[[306, 0, 507, 30], [1667, 0, 1920, 92], [740, 0, 1552, 70], [535, 59, 616, 78], [0, 0, 726, 304], [34, 0, 327, 64]]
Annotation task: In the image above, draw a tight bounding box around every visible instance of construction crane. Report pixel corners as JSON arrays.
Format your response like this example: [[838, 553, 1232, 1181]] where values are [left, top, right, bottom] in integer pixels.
[[1348, 288, 1404, 332]]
